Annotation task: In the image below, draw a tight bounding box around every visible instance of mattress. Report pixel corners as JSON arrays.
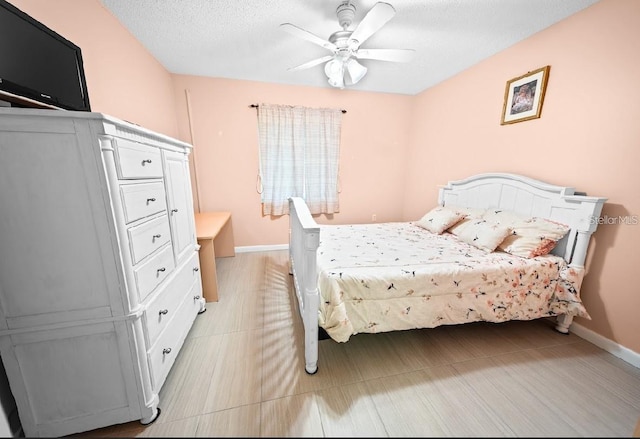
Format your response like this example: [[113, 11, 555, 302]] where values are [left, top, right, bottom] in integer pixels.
[[316, 222, 589, 342]]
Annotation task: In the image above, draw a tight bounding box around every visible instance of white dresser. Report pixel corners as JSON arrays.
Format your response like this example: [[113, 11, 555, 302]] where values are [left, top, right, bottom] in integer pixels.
[[0, 108, 205, 437]]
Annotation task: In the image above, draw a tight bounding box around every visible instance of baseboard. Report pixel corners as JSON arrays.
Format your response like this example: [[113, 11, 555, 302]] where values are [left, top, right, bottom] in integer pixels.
[[571, 321, 640, 369], [234, 244, 288, 253]]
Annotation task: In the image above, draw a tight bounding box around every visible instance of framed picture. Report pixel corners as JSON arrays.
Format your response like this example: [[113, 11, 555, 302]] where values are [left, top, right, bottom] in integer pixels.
[[501, 65, 550, 125]]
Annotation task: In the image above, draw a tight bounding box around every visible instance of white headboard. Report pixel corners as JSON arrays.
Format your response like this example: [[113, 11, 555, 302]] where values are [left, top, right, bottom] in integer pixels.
[[438, 173, 607, 268]]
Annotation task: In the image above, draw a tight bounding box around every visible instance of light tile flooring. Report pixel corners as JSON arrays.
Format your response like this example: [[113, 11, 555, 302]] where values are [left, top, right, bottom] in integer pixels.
[[74, 250, 640, 437]]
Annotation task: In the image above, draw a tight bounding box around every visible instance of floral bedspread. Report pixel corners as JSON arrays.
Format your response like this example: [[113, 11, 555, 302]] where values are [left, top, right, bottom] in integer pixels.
[[316, 222, 589, 342]]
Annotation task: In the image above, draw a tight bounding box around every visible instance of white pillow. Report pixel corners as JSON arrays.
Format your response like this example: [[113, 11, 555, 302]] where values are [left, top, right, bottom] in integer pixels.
[[451, 206, 489, 220], [449, 218, 512, 252], [483, 210, 570, 258], [499, 217, 570, 257], [415, 206, 466, 234]]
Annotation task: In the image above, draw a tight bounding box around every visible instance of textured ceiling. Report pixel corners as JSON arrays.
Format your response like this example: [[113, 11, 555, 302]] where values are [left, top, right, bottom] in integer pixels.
[[99, 0, 600, 95]]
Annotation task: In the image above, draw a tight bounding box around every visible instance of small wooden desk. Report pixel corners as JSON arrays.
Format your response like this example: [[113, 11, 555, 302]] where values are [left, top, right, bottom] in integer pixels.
[[194, 212, 235, 302]]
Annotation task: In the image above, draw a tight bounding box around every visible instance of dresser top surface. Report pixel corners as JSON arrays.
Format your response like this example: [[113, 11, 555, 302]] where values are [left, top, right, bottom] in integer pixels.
[[0, 107, 192, 149]]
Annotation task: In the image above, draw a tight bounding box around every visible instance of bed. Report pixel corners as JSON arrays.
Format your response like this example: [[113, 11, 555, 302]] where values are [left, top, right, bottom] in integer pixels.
[[288, 173, 607, 374]]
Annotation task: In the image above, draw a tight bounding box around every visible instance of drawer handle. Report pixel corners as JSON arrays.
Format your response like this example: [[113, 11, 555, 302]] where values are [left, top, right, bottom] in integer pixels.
[[147, 198, 156, 203], [157, 267, 166, 274], [193, 267, 199, 272], [162, 348, 172, 355], [171, 208, 178, 214], [153, 234, 162, 239], [141, 159, 153, 165], [159, 309, 169, 316], [194, 295, 201, 300]]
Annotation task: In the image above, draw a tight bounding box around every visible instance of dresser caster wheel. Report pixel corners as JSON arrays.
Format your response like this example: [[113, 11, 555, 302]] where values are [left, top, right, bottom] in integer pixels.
[[140, 407, 161, 426]]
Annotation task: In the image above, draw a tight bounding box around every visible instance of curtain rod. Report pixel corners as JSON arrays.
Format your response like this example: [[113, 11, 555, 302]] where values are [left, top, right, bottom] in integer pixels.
[[249, 104, 346, 114]]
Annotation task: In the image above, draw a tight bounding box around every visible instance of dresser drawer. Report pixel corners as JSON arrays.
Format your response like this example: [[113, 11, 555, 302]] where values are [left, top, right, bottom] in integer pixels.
[[144, 252, 201, 346], [147, 281, 202, 391], [128, 215, 171, 265], [120, 182, 167, 224], [114, 138, 163, 179], [134, 244, 175, 303]]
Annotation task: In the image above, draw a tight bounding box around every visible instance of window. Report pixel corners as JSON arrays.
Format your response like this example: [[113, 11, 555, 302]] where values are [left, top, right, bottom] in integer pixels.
[[257, 104, 342, 216]]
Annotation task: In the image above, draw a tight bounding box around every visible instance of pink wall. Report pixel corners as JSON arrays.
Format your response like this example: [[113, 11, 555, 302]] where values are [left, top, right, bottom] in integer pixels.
[[10, 0, 181, 138], [170, 75, 413, 247], [404, 0, 640, 354]]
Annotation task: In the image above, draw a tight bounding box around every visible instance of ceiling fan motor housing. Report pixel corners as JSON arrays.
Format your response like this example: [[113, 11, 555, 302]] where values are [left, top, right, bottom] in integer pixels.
[[337, 1, 356, 29], [329, 30, 356, 58]]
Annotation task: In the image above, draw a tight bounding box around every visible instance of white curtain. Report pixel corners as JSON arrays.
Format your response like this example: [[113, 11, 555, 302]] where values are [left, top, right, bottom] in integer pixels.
[[257, 104, 342, 216]]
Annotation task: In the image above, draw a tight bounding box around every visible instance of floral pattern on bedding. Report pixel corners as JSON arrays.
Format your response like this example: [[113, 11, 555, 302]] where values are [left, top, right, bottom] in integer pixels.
[[316, 222, 590, 343]]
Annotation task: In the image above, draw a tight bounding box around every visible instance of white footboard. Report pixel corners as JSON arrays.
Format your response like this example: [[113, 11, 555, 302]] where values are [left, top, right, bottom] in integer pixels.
[[288, 197, 320, 374]]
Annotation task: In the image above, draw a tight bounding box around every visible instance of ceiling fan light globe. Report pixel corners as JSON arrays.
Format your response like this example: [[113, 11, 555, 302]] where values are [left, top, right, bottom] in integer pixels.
[[325, 59, 345, 88], [346, 58, 367, 84], [324, 59, 341, 76], [328, 75, 345, 88]]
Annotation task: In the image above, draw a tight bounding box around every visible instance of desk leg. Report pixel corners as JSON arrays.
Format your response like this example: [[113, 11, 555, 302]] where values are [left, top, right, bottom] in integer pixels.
[[213, 218, 236, 258], [198, 238, 219, 302]]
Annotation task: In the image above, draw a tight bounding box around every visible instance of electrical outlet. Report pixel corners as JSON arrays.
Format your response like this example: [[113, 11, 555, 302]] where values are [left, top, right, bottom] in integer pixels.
[[371, 214, 377, 222]]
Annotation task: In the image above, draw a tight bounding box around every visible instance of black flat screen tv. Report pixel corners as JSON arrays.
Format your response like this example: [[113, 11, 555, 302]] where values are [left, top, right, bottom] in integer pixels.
[[0, 0, 91, 111]]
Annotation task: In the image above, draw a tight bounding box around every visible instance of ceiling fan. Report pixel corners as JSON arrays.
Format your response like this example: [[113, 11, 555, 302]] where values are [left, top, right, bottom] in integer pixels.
[[280, 1, 415, 89]]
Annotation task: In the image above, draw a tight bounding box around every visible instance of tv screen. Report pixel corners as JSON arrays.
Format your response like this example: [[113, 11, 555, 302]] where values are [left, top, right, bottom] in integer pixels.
[[0, 0, 91, 111]]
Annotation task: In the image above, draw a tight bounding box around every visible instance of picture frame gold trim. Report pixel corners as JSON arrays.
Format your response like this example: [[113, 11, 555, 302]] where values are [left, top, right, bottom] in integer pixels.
[[501, 65, 550, 125]]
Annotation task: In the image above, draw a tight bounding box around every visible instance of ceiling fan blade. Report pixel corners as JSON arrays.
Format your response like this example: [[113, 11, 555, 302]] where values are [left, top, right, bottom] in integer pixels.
[[280, 23, 337, 52], [288, 55, 334, 71], [355, 48, 415, 63], [349, 2, 396, 47]]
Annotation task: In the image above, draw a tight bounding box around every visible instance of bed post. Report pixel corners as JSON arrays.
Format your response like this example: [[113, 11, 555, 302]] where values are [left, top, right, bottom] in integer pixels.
[[301, 231, 320, 374], [556, 196, 606, 333], [288, 197, 320, 374]]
